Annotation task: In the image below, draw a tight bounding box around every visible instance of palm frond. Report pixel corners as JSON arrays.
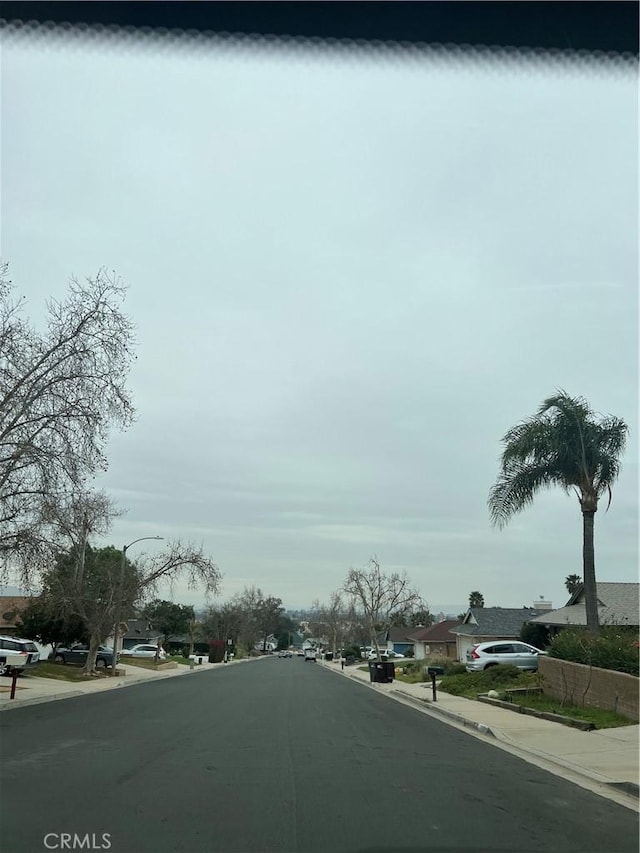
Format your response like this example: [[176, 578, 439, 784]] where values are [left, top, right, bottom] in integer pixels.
[[488, 461, 563, 528]]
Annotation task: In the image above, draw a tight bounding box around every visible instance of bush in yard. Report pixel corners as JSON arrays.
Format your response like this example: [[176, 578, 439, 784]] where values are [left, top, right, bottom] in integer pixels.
[[520, 622, 550, 649], [547, 628, 638, 676], [439, 665, 534, 696], [343, 644, 362, 660], [483, 664, 521, 684], [424, 657, 467, 676]]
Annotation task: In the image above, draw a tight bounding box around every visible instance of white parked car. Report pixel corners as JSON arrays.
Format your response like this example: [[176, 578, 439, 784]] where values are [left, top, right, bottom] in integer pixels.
[[0, 636, 40, 676], [465, 641, 546, 672], [367, 649, 405, 660], [121, 644, 167, 660]]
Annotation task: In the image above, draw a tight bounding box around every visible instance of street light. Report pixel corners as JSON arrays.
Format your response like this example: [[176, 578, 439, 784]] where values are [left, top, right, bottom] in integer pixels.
[[110, 536, 163, 676]]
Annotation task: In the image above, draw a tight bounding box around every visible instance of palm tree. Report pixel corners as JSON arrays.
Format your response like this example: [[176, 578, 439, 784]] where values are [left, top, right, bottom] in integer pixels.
[[565, 574, 582, 596], [469, 591, 485, 608], [488, 390, 628, 636]]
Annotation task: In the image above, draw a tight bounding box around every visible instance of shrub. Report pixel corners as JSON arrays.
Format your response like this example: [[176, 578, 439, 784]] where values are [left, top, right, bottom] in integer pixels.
[[439, 665, 535, 696], [483, 664, 521, 684], [520, 622, 550, 649], [343, 644, 362, 660], [424, 657, 466, 676], [547, 628, 639, 676]]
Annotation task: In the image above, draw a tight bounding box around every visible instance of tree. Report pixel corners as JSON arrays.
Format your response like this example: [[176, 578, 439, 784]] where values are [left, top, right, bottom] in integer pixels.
[[28, 486, 130, 674], [16, 596, 88, 649], [140, 599, 195, 646], [113, 541, 222, 670], [0, 267, 135, 582], [469, 591, 485, 608], [45, 543, 138, 675], [565, 574, 582, 596], [309, 591, 348, 654], [343, 557, 423, 660], [409, 609, 433, 628], [488, 390, 628, 636]]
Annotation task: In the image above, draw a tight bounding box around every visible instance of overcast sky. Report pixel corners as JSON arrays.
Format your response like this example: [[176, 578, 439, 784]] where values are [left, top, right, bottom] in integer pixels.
[[3, 29, 638, 613]]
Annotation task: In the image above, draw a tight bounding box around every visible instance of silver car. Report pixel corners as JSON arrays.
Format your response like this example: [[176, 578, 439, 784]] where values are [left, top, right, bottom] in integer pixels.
[[465, 641, 546, 672]]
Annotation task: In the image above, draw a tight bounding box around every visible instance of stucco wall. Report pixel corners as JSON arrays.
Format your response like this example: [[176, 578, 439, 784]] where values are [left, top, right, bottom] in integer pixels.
[[539, 656, 639, 722]]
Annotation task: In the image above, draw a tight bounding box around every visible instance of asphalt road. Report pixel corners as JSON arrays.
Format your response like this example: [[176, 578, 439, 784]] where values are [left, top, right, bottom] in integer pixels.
[[1, 659, 637, 853]]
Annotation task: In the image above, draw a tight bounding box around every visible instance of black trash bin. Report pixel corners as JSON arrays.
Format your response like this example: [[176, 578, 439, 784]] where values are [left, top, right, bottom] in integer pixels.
[[325, 651, 333, 662], [369, 661, 395, 683], [381, 661, 395, 683]]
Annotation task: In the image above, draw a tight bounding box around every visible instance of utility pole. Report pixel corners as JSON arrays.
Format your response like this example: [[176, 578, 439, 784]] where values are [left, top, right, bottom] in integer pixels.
[[110, 536, 163, 676]]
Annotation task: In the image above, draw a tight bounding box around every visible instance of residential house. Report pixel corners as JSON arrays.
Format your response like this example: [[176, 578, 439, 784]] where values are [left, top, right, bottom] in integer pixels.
[[0, 595, 31, 636], [379, 627, 419, 657], [451, 607, 548, 662], [408, 620, 461, 660], [529, 583, 639, 635], [105, 619, 163, 652], [253, 633, 279, 652]]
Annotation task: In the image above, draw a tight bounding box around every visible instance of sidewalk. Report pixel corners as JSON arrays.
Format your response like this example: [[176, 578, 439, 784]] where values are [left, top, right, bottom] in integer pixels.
[[0, 656, 257, 710], [324, 660, 639, 810]]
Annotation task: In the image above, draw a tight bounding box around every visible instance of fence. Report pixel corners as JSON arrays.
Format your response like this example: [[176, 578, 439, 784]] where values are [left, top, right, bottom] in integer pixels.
[[539, 656, 639, 722]]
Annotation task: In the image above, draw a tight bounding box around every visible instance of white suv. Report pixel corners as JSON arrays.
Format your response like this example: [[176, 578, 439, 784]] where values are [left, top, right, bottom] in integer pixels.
[[465, 641, 546, 672], [0, 635, 40, 676]]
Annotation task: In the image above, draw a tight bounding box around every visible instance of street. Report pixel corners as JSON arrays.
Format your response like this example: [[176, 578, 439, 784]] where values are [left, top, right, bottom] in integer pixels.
[[1, 658, 637, 853]]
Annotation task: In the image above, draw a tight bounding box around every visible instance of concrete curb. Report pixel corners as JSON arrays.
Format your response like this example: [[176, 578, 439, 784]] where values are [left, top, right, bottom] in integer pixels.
[[0, 690, 86, 710], [390, 688, 496, 737]]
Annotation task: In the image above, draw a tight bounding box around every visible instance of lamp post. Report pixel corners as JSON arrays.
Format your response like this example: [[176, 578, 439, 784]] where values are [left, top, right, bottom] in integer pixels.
[[111, 536, 163, 676]]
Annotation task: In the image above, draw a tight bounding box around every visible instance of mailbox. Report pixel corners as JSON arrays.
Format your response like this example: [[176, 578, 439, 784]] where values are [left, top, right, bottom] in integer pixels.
[[425, 665, 445, 701]]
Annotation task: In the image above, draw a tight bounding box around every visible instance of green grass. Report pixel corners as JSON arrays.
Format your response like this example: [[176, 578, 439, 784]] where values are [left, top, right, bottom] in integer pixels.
[[439, 665, 633, 729], [505, 692, 635, 729], [24, 662, 114, 682]]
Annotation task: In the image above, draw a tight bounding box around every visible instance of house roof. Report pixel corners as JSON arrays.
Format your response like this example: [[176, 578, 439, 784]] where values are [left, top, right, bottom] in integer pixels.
[[530, 582, 639, 627], [408, 620, 461, 643], [451, 607, 545, 638], [386, 626, 417, 643], [123, 619, 162, 640]]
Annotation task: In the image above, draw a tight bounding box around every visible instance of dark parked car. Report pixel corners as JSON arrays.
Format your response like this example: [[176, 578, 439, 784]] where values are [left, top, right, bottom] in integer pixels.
[[50, 644, 118, 669]]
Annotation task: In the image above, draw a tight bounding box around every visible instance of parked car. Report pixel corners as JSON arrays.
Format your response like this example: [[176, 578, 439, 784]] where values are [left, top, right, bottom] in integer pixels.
[[296, 649, 305, 657], [304, 648, 317, 662], [367, 649, 405, 660], [121, 644, 167, 659], [465, 641, 546, 672], [50, 644, 117, 669], [0, 636, 40, 676], [278, 650, 293, 658]]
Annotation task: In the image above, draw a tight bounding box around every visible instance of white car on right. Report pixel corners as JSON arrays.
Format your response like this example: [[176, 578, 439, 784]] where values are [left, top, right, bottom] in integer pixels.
[[121, 644, 167, 660], [465, 641, 546, 672], [366, 649, 405, 661]]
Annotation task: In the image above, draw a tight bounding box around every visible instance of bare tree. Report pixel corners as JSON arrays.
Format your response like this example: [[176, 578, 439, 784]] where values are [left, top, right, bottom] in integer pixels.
[[343, 557, 423, 661], [311, 592, 347, 655], [0, 265, 135, 583]]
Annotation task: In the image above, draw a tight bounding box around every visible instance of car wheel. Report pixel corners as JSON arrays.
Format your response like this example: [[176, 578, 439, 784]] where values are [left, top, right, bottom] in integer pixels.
[[54, 654, 65, 665], [95, 658, 107, 669], [0, 663, 11, 676]]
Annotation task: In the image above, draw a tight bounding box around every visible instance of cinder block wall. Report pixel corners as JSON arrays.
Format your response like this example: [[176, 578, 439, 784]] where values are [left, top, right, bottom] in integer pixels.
[[539, 657, 639, 722]]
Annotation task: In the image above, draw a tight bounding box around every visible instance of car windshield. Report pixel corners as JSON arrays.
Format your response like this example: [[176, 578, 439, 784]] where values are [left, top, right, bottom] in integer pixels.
[[1, 7, 637, 853]]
